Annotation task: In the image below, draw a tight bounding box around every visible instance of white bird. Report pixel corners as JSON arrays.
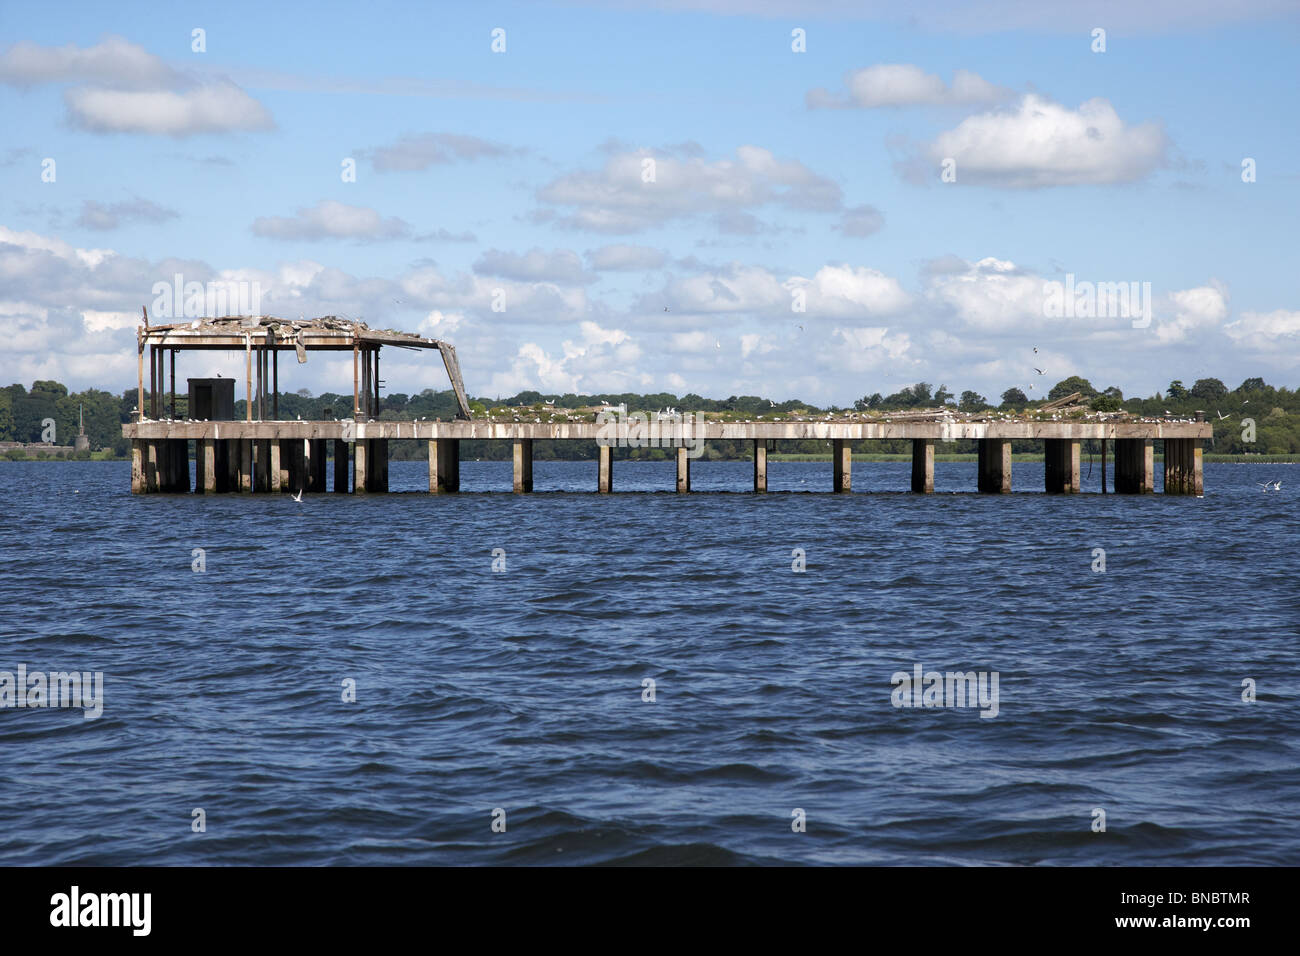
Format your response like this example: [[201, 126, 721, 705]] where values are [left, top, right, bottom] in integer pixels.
[[1032, 347, 1038, 353], [600, 400, 609, 407], [1274, 480, 1283, 490], [292, 489, 303, 502], [1034, 367, 1044, 375], [1217, 410, 1228, 420], [769, 400, 776, 407], [545, 399, 555, 405], [715, 341, 721, 349]]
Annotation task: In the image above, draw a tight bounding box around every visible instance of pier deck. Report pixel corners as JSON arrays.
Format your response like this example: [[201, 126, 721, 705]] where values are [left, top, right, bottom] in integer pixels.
[[122, 418, 1210, 495]]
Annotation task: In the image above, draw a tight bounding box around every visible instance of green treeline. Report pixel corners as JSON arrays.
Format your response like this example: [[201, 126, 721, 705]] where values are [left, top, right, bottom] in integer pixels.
[[2, 374, 1296, 460]]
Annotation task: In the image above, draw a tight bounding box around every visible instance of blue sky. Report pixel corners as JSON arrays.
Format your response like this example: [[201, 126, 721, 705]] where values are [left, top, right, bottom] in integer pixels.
[[2, 0, 1298, 404]]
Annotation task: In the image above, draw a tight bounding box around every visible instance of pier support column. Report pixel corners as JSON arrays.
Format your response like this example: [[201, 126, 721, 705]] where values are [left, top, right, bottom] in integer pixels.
[[598, 444, 613, 493], [978, 439, 1012, 493], [198, 438, 217, 494], [676, 445, 690, 493], [238, 439, 253, 493], [307, 439, 328, 492], [364, 439, 388, 493], [513, 439, 533, 493], [131, 440, 145, 493], [283, 439, 305, 495], [1163, 438, 1202, 495], [254, 439, 271, 492], [753, 440, 767, 492], [428, 439, 459, 493], [145, 440, 160, 492], [269, 440, 282, 493], [1044, 439, 1081, 493], [1114, 439, 1154, 493], [911, 439, 934, 493], [334, 440, 349, 493], [353, 440, 368, 494], [832, 439, 851, 493]]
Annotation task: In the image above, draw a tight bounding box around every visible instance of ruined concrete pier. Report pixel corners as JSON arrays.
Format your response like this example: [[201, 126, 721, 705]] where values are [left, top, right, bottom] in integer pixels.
[[124, 419, 1212, 496]]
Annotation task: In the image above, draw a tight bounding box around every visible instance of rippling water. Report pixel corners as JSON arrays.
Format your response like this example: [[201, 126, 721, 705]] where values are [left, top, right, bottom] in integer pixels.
[[1, 459, 1297, 865]]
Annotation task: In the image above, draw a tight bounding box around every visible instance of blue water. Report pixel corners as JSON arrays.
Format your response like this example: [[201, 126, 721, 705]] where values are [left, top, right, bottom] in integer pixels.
[[1, 459, 1297, 865]]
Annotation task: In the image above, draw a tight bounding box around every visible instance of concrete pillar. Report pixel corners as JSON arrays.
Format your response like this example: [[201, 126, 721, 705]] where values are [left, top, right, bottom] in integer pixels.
[[200, 439, 217, 493], [270, 440, 282, 493], [598, 444, 613, 493], [223, 439, 238, 493], [239, 439, 253, 493], [307, 439, 328, 492], [254, 439, 271, 492], [145, 439, 160, 492], [428, 439, 459, 493], [1044, 439, 1081, 493], [911, 438, 934, 493], [978, 438, 1012, 493], [676, 445, 690, 493], [364, 439, 388, 492], [354, 439, 368, 494], [131, 440, 145, 493], [1164, 438, 1202, 495], [513, 438, 533, 493], [334, 440, 349, 493], [283, 439, 305, 494], [753, 439, 767, 492], [1114, 438, 1154, 493], [832, 439, 851, 492]]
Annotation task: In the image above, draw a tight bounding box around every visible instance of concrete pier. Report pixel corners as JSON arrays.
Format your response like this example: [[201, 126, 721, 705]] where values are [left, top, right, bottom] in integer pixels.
[[978, 438, 1012, 493], [598, 444, 613, 493], [126, 419, 1209, 496], [911, 439, 934, 494], [513, 438, 533, 493], [1044, 439, 1081, 494], [832, 439, 851, 493]]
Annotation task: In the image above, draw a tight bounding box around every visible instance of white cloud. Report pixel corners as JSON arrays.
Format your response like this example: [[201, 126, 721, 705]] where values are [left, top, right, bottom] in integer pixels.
[[0, 36, 273, 136], [77, 197, 178, 230], [1154, 283, 1229, 343], [586, 244, 668, 271], [473, 248, 593, 284], [363, 132, 512, 171], [808, 64, 1009, 109], [251, 201, 410, 241], [535, 145, 842, 233], [927, 94, 1168, 187], [1224, 309, 1300, 344]]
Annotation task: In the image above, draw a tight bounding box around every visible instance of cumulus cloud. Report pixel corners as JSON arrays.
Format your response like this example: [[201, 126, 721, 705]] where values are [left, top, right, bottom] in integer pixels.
[[76, 197, 178, 231], [808, 64, 1010, 109], [362, 132, 514, 171], [1224, 309, 1300, 345], [586, 244, 667, 271], [473, 247, 593, 284], [0, 36, 273, 136], [535, 144, 842, 233], [836, 204, 884, 237], [251, 201, 411, 241], [924, 94, 1168, 187], [1154, 283, 1228, 343]]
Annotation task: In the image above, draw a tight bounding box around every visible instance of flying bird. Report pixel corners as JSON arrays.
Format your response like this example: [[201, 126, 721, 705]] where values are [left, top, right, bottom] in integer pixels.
[[1217, 410, 1229, 420], [1034, 368, 1044, 375], [292, 489, 303, 502]]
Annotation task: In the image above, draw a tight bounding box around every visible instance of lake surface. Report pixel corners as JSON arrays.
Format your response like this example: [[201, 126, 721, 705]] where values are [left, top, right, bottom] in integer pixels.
[[1, 459, 1296, 865]]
